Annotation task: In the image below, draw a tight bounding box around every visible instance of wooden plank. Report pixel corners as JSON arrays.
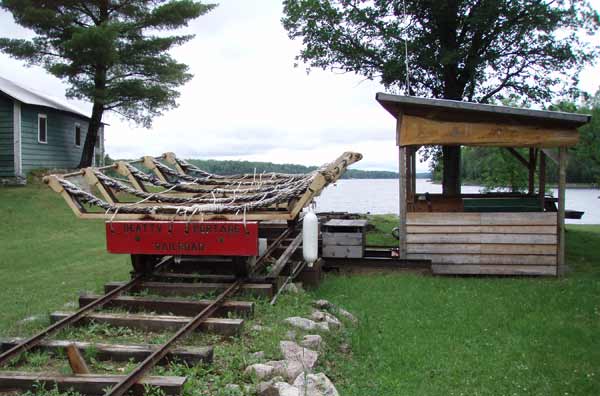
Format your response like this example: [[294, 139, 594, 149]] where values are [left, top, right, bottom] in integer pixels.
[[0, 371, 186, 396], [558, 147, 566, 275], [323, 232, 364, 246], [50, 312, 243, 337], [398, 114, 579, 147], [480, 212, 557, 225], [267, 233, 303, 278], [406, 233, 557, 244], [0, 338, 212, 366], [407, 212, 557, 226], [407, 212, 482, 225], [431, 264, 557, 276], [505, 147, 530, 168], [289, 152, 362, 218], [407, 225, 556, 234], [323, 245, 363, 258], [323, 219, 368, 227], [105, 281, 273, 298], [407, 243, 557, 255], [79, 294, 254, 317], [66, 344, 90, 374], [407, 254, 556, 265]]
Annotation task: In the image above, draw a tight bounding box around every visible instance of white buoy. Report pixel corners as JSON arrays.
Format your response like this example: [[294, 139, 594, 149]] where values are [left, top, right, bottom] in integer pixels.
[[303, 209, 319, 267]]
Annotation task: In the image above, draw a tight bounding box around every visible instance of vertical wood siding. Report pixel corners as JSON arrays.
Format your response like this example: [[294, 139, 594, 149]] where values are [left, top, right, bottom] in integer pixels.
[[0, 95, 14, 177], [20, 105, 89, 174]]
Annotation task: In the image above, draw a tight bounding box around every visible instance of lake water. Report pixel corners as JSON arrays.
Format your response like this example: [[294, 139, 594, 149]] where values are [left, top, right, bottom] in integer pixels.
[[315, 179, 600, 224]]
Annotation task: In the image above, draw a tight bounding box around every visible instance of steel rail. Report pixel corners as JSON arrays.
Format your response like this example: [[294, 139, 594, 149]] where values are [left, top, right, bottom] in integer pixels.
[[105, 279, 243, 396], [0, 256, 173, 366]]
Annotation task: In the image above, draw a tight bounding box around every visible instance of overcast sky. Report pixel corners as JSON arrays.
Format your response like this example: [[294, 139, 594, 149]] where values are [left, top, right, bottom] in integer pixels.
[[1, 1, 599, 172]]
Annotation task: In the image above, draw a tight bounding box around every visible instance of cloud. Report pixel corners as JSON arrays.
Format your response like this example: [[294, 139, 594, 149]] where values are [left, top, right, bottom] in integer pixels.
[[1, 0, 599, 173]]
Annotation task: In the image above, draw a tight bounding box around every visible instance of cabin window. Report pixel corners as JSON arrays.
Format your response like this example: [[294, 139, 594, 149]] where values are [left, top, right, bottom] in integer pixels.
[[38, 114, 47, 144], [75, 124, 81, 147]]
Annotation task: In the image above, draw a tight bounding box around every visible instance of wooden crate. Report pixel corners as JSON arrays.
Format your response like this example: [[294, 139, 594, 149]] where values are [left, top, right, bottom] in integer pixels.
[[322, 219, 368, 259]]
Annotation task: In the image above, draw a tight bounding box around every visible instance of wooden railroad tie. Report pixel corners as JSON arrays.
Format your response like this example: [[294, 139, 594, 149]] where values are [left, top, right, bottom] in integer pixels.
[[104, 281, 274, 298], [0, 372, 186, 396], [50, 312, 244, 337], [79, 294, 254, 317], [0, 338, 213, 366]]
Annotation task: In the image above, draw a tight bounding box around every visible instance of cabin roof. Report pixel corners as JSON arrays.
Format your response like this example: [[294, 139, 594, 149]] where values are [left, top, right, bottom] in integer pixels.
[[0, 76, 90, 119], [376, 93, 591, 128]]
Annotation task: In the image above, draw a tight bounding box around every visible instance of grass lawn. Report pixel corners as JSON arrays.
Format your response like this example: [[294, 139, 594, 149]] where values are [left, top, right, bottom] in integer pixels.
[[0, 188, 599, 395], [316, 215, 600, 395]]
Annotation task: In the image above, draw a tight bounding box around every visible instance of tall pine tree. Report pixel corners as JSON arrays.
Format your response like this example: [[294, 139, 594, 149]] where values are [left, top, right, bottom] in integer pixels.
[[0, 0, 215, 167]]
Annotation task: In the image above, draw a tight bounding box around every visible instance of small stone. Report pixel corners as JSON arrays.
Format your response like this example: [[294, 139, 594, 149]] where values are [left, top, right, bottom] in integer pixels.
[[339, 343, 351, 354], [301, 335, 323, 350], [280, 341, 318, 370], [285, 317, 316, 331], [313, 299, 333, 310], [283, 283, 304, 294], [251, 324, 266, 332], [285, 330, 297, 340], [251, 351, 265, 360], [310, 311, 326, 322], [293, 373, 339, 396], [262, 382, 300, 396], [257, 377, 287, 395], [338, 308, 358, 323], [311, 310, 342, 330], [244, 363, 275, 380]]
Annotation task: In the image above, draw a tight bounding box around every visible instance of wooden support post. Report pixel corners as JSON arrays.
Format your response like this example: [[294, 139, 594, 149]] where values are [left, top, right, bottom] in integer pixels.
[[557, 147, 567, 276], [66, 344, 90, 374], [539, 151, 546, 210], [398, 146, 407, 259], [528, 148, 537, 195]]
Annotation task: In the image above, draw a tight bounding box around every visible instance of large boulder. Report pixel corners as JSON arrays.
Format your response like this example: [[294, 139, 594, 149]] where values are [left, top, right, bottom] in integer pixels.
[[293, 373, 339, 396]]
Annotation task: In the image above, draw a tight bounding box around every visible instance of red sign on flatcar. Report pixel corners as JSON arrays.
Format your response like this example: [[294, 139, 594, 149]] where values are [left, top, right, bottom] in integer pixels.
[[105, 221, 258, 256]]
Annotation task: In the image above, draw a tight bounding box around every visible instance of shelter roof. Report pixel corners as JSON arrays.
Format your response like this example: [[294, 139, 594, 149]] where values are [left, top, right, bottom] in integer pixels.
[[376, 93, 590, 128], [375, 93, 591, 148]]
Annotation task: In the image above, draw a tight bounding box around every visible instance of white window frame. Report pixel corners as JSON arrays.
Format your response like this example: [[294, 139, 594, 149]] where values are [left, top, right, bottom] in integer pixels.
[[38, 114, 48, 144], [74, 123, 81, 147]]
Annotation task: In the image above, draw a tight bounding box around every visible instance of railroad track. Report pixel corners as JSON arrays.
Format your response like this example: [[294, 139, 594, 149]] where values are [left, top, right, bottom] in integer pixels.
[[0, 227, 303, 396]]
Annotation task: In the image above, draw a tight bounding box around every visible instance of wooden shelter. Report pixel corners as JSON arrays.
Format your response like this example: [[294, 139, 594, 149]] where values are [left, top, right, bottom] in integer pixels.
[[376, 93, 591, 276]]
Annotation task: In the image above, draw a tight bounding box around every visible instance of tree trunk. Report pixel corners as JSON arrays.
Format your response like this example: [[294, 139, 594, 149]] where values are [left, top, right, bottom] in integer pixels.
[[77, 102, 104, 168], [442, 146, 461, 196], [78, 62, 107, 168]]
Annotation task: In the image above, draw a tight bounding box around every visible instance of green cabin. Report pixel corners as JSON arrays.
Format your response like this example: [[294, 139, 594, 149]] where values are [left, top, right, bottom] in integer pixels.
[[0, 76, 105, 184]]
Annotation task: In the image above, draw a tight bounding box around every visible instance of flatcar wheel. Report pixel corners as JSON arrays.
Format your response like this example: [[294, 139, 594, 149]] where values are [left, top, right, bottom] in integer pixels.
[[233, 257, 250, 277], [131, 254, 159, 274]]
